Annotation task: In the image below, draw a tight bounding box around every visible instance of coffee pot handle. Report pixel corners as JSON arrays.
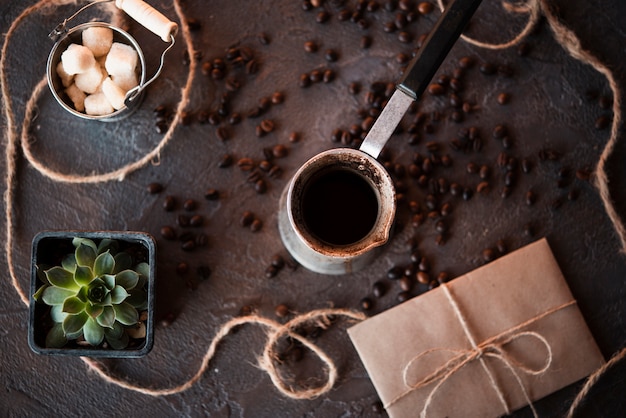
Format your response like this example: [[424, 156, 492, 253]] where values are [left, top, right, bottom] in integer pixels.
[[115, 0, 178, 42], [359, 0, 482, 159]]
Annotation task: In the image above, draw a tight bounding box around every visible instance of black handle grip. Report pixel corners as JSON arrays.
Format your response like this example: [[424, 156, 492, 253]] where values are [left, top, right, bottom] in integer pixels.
[[398, 0, 482, 99]]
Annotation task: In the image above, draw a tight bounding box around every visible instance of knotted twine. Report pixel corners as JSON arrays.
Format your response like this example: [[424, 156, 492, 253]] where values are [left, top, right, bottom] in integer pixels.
[[384, 282, 578, 418], [0, 0, 624, 411]]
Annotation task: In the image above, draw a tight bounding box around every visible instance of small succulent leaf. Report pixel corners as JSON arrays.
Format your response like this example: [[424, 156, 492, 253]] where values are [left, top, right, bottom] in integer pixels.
[[62, 311, 89, 335], [50, 304, 69, 323], [74, 265, 94, 286], [110, 285, 130, 304], [115, 270, 139, 290], [96, 306, 115, 328], [36, 265, 50, 285], [113, 302, 139, 326], [126, 288, 148, 309], [33, 284, 49, 302], [45, 267, 79, 290], [102, 274, 116, 290], [76, 285, 89, 303], [42, 286, 74, 306], [105, 321, 125, 339], [113, 253, 132, 273], [61, 254, 77, 273], [83, 317, 105, 346], [97, 239, 118, 255], [135, 262, 150, 279], [94, 251, 115, 276], [62, 296, 86, 314], [75, 242, 96, 268], [105, 330, 129, 349], [103, 293, 112, 306], [45, 323, 67, 348], [72, 237, 97, 253], [86, 303, 104, 319]]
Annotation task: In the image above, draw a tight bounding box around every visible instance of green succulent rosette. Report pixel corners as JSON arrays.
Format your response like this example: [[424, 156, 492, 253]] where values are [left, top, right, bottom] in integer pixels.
[[33, 238, 149, 349]]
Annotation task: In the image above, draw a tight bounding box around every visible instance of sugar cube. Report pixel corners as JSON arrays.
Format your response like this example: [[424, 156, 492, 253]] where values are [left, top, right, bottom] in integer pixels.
[[82, 26, 113, 57], [56, 61, 74, 88], [111, 70, 139, 92], [102, 77, 127, 110], [60, 43, 96, 75], [64, 83, 86, 112], [105, 42, 138, 77], [74, 65, 105, 94], [84, 93, 114, 116]]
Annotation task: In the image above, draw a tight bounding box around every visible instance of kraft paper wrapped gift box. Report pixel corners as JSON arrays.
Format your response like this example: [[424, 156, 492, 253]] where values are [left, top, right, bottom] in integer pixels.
[[348, 238, 605, 418]]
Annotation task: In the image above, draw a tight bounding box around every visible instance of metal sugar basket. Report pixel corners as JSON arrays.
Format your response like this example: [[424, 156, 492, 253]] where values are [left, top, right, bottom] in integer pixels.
[[47, 0, 178, 121]]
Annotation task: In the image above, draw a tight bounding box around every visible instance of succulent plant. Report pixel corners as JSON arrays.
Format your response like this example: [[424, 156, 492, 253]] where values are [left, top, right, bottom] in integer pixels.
[[33, 237, 149, 349]]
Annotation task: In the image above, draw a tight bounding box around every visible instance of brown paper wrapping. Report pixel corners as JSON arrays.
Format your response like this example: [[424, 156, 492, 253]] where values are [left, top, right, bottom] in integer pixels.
[[348, 238, 605, 418]]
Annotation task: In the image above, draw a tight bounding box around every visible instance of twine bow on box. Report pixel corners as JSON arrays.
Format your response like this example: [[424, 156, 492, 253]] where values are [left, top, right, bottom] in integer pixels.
[[385, 283, 578, 418]]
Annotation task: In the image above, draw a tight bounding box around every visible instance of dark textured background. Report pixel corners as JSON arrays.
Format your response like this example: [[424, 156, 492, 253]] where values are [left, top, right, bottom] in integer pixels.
[[1, 0, 625, 416]]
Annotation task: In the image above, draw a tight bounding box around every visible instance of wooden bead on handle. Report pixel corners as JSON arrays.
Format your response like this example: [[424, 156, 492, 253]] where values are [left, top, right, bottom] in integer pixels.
[[115, 0, 178, 42]]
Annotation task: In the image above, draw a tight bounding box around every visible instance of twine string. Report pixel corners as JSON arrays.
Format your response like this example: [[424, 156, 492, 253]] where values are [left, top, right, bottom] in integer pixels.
[[82, 308, 366, 398]]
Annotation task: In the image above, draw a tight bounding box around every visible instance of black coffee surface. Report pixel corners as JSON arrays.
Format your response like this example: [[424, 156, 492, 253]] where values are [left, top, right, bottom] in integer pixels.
[[301, 169, 378, 246]]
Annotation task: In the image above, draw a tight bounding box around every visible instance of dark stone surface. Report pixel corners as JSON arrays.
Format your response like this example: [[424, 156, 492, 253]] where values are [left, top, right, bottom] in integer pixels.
[[1, 0, 625, 416]]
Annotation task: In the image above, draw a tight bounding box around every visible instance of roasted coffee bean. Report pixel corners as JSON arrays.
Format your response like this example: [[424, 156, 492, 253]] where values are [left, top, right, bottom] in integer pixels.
[[524, 223, 535, 237], [360, 35, 373, 49], [372, 281, 387, 298], [521, 158, 532, 174], [416, 271, 430, 284], [479, 61, 496, 75], [479, 165, 490, 179], [493, 124, 508, 139], [316, 10, 330, 23], [598, 96, 612, 109], [504, 171, 516, 187], [250, 218, 263, 232], [526, 190, 537, 206], [595, 115, 610, 130], [458, 56, 474, 69], [496, 239, 508, 255], [517, 42, 531, 56], [299, 73, 311, 88], [576, 168, 591, 181], [275, 304, 290, 318], [237, 157, 255, 171], [324, 49, 339, 62], [271, 254, 285, 270], [258, 32, 270, 45], [155, 121, 169, 134], [437, 271, 450, 284], [218, 154, 233, 168], [163, 195, 176, 211], [195, 233, 209, 247], [497, 92, 511, 105], [476, 181, 490, 194], [418, 256, 430, 272], [387, 265, 405, 280], [182, 240, 196, 251], [304, 41, 318, 53], [310, 69, 323, 83], [418, 1, 434, 14], [462, 187, 473, 201], [398, 31, 412, 43], [323, 69, 335, 83], [399, 276, 413, 292], [183, 199, 197, 211], [177, 214, 191, 227], [176, 262, 189, 275], [265, 265, 278, 278], [427, 83, 445, 96], [204, 188, 219, 201], [160, 226, 176, 240], [435, 220, 448, 233], [397, 291, 411, 303], [190, 215, 204, 227], [482, 248, 496, 262], [147, 182, 163, 194], [359, 297, 373, 310], [501, 186, 512, 199], [216, 126, 230, 141], [240, 211, 255, 227]]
